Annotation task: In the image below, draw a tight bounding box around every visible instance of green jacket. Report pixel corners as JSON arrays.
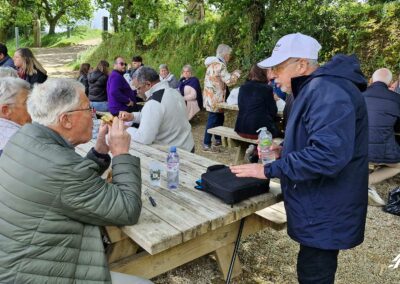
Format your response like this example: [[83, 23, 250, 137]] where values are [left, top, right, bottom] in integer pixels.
[[0, 123, 142, 283]]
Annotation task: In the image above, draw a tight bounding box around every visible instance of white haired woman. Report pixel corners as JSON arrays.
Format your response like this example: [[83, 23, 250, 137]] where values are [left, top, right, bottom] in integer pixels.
[[0, 77, 31, 155], [202, 43, 241, 151], [159, 63, 179, 88]]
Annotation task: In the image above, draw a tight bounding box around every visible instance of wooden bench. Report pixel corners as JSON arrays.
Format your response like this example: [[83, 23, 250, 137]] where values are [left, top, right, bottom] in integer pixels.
[[207, 126, 257, 164], [256, 201, 287, 231], [207, 126, 283, 164]]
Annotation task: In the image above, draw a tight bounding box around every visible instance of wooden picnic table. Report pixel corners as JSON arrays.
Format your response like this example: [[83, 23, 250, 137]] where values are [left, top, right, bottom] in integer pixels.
[[216, 102, 283, 117], [75, 140, 280, 280]]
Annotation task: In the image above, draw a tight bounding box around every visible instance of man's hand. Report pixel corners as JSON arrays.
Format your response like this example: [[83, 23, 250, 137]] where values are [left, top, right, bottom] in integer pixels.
[[127, 100, 134, 107], [230, 163, 268, 179], [118, 111, 134, 121], [94, 121, 109, 154], [108, 117, 131, 157]]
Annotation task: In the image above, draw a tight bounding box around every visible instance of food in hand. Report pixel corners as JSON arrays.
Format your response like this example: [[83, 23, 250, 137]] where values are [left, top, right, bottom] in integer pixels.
[[101, 114, 114, 125]]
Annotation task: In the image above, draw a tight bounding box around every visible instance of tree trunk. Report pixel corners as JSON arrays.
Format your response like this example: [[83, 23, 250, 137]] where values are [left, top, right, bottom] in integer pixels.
[[248, 0, 265, 41], [48, 20, 56, 35], [0, 27, 8, 43]]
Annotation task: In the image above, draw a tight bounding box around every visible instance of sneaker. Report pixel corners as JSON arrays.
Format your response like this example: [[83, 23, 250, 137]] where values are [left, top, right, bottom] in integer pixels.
[[368, 187, 386, 207], [202, 144, 212, 152], [244, 145, 255, 163]]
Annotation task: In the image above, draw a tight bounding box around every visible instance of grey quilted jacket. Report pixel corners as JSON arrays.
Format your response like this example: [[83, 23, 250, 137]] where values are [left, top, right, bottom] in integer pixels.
[[0, 123, 142, 283]]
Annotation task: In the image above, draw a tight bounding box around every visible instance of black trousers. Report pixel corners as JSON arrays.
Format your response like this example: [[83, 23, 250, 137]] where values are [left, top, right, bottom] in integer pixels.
[[297, 245, 339, 284]]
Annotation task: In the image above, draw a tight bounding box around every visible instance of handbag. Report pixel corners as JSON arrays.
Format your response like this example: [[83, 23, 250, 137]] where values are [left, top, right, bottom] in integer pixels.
[[200, 165, 269, 205]]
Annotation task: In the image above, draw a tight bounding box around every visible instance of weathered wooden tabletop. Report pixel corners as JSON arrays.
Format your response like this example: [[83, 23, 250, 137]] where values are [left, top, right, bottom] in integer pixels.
[[75, 139, 279, 279]]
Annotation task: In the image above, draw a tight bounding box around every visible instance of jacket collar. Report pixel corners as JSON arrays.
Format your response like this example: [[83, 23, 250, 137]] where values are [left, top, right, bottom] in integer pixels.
[[145, 81, 169, 99], [31, 123, 74, 149], [370, 81, 388, 89], [291, 75, 312, 98]]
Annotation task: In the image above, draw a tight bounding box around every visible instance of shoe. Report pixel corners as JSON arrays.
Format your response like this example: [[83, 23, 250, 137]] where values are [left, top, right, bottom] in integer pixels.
[[214, 140, 222, 147], [368, 187, 386, 207], [202, 144, 212, 152], [244, 145, 255, 163]]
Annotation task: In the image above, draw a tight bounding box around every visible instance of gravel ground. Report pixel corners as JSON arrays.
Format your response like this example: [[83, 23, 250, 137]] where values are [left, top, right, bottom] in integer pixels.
[[153, 109, 400, 284]]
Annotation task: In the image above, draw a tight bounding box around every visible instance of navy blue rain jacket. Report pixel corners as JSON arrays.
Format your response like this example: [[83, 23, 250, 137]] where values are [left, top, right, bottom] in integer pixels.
[[363, 81, 400, 163], [265, 54, 369, 250]]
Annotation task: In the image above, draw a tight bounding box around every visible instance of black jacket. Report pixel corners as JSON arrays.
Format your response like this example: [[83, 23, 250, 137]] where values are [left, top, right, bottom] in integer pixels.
[[88, 71, 108, 102], [364, 81, 400, 163], [26, 68, 47, 85], [235, 80, 278, 137]]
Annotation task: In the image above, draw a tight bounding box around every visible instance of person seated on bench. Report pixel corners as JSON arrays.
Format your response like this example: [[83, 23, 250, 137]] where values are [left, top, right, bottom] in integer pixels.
[[234, 64, 278, 162], [235, 64, 279, 140], [364, 68, 400, 205], [0, 77, 31, 156], [0, 78, 149, 283], [119, 67, 195, 152]]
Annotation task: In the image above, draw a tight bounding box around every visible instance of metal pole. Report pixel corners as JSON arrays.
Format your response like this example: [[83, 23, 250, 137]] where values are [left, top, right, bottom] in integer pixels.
[[15, 27, 19, 49], [225, 218, 245, 284]]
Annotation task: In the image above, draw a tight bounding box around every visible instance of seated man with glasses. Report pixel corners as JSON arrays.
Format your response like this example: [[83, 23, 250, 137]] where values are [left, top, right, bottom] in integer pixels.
[[107, 56, 138, 116], [231, 33, 369, 284], [119, 67, 195, 152], [0, 77, 31, 156], [0, 78, 151, 284]]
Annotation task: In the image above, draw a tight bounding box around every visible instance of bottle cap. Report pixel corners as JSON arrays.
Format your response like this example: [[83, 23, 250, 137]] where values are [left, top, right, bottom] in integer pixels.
[[170, 146, 177, 152], [257, 127, 268, 133]]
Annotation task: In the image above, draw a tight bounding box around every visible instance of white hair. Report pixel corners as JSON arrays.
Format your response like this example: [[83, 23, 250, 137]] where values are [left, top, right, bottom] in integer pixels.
[[216, 44, 232, 58], [27, 78, 83, 126], [0, 67, 18, 78], [159, 64, 169, 70], [0, 77, 31, 105], [372, 68, 392, 86], [182, 64, 193, 73]]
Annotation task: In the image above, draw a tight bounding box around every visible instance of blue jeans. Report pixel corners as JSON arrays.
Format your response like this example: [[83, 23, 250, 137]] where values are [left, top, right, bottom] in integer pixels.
[[297, 245, 339, 284], [90, 101, 108, 112], [203, 112, 224, 146]]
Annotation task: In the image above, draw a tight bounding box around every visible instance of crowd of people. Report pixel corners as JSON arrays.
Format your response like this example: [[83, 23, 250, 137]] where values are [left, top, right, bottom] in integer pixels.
[[0, 33, 399, 283]]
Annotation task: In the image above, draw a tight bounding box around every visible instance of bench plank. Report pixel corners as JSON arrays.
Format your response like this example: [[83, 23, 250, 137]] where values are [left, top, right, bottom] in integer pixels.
[[208, 126, 257, 144], [255, 201, 286, 231]]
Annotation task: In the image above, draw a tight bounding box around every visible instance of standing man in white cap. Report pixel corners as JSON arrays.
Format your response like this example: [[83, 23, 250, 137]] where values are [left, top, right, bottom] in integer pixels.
[[231, 33, 369, 283]]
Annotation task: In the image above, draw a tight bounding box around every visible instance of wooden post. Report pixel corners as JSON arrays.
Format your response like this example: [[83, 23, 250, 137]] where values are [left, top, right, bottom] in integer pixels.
[[67, 26, 71, 38], [33, 20, 41, 47], [102, 16, 108, 32], [15, 27, 19, 49]]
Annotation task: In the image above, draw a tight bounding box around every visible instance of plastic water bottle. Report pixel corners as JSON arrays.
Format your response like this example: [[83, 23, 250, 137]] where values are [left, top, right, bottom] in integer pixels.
[[123, 72, 132, 84], [257, 127, 275, 165], [167, 146, 179, 189], [92, 109, 100, 139]]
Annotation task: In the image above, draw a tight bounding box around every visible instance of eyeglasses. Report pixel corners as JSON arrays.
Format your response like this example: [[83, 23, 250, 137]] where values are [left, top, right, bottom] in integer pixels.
[[65, 106, 94, 114], [271, 59, 300, 73], [118, 62, 127, 66]]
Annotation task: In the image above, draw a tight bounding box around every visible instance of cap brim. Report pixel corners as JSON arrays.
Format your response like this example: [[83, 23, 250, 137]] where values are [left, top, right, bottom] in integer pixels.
[[257, 55, 289, 69]]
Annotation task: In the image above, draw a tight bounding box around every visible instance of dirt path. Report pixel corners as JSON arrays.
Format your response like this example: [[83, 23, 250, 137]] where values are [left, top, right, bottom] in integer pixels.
[[32, 38, 101, 78]]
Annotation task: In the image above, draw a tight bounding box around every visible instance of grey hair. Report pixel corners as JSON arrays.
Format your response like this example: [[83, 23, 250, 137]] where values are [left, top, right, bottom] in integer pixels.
[[372, 68, 392, 86], [216, 44, 232, 58], [0, 67, 19, 78], [159, 64, 169, 70], [27, 78, 84, 126], [136, 66, 160, 84], [0, 77, 31, 105], [182, 64, 193, 73]]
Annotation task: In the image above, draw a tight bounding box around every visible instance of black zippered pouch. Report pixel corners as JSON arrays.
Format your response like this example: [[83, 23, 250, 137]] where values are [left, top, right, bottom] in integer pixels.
[[200, 165, 269, 205]]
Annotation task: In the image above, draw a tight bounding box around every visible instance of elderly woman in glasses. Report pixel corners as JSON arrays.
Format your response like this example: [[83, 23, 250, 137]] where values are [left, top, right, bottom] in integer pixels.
[[0, 77, 31, 156], [159, 64, 179, 88]]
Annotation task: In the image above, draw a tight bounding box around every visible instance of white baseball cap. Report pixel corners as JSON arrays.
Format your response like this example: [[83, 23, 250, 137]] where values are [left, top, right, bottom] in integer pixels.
[[258, 33, 321, 68]]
